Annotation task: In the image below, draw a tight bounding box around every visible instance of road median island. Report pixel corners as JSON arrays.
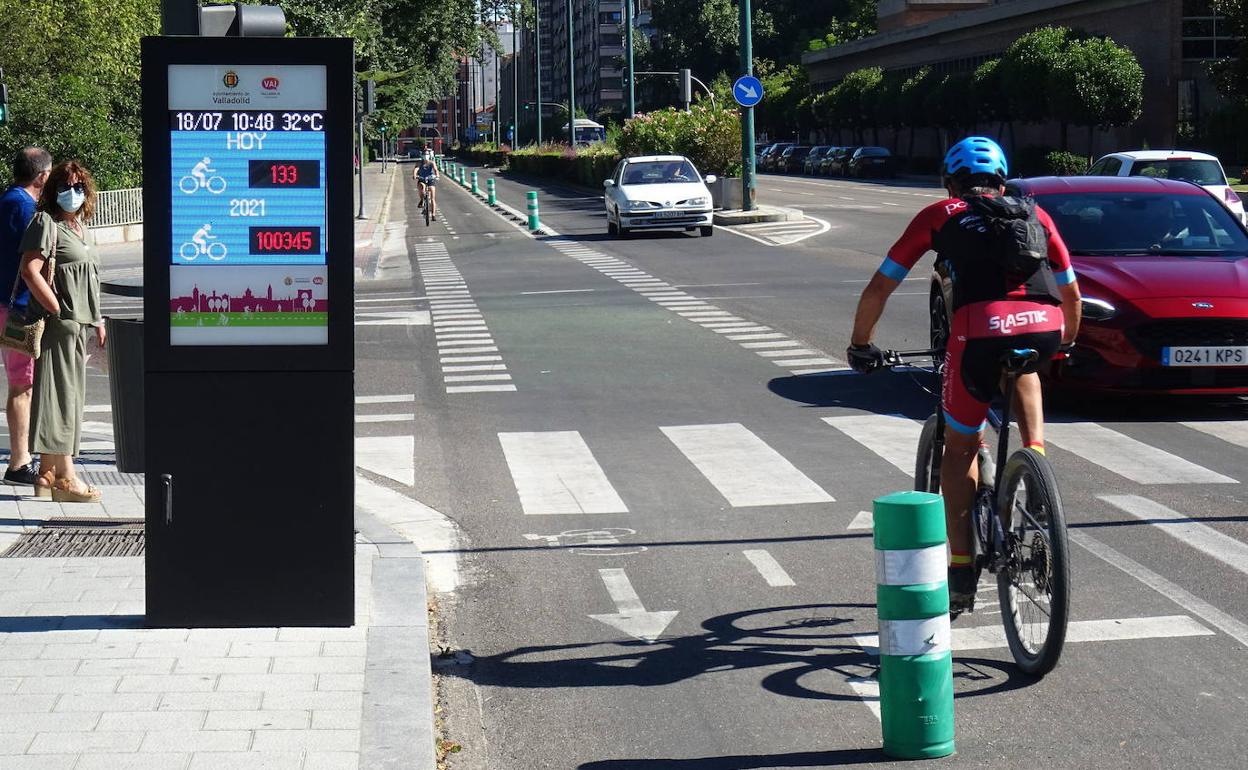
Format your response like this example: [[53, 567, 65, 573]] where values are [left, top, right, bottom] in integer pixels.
[[714, 205, 805, 226]]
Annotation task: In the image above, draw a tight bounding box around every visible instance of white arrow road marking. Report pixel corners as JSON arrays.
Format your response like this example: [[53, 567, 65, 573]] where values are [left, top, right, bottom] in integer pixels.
[[589, 568, 678, 643]]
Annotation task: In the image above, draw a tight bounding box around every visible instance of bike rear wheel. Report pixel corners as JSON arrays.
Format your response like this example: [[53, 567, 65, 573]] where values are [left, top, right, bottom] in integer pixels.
[[914, 413, 942, 493], [996, 447, 1070, 676]]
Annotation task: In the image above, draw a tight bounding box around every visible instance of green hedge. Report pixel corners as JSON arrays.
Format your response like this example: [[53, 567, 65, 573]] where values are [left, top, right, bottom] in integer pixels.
[[505, 143, 621, 187], [458, 143, 509, 166], [617, 106, 742, 177]]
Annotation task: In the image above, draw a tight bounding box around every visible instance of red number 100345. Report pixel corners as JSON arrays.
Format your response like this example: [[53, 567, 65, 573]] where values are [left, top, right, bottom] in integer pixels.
[[256, 230, 313, 251], [270, 164, 299, 185]]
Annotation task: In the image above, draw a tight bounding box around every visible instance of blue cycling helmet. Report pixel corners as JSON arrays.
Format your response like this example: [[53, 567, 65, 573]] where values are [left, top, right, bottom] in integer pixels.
[[942, 136, 1009, 181]]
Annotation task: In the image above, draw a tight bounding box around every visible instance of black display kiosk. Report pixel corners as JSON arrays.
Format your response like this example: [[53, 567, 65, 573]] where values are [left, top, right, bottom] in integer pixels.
[[141, 37, 355, 627]]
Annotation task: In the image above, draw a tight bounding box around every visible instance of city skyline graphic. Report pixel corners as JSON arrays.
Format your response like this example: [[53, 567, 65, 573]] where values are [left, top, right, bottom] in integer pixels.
[[170, 282, 327, 314]]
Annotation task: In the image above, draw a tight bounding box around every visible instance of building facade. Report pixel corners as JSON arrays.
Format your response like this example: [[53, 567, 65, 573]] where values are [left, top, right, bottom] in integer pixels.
[[543, 0, 626, 128], [802, 0, 1237, 160]]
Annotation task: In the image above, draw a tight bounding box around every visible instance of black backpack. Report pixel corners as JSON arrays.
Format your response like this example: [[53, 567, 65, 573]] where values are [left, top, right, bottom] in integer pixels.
[[964, 195, 1049, 277]]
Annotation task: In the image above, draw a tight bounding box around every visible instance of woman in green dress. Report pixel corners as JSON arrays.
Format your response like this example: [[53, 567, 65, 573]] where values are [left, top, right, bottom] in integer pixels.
[[19, 160, 104, 503]]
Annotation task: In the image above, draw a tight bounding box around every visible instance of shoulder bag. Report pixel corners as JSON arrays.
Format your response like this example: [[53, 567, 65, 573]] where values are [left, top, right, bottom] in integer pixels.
[[0, 215, 58, 359]]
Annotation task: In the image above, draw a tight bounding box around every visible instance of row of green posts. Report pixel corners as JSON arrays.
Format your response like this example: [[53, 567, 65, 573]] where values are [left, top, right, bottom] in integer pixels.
[[436, 156, 542, 234]]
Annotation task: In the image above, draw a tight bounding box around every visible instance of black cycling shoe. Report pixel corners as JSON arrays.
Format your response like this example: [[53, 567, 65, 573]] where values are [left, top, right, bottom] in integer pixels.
[[948, 565, 979, 616], [4, 462, 39, 486]]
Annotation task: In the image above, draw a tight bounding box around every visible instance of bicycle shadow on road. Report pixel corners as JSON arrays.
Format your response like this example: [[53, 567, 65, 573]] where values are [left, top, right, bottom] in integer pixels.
[[768, 368, 938, 419], [435, 602, 1032, 712]]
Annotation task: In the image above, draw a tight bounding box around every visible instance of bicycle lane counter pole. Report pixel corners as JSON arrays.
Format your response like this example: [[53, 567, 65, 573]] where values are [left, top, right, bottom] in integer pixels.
[[526, 191, 541, 233], [873, 490, 955, 760]]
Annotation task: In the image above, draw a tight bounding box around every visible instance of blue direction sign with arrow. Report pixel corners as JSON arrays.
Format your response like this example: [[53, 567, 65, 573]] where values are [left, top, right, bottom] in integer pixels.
[[733, 75, 764, 108]]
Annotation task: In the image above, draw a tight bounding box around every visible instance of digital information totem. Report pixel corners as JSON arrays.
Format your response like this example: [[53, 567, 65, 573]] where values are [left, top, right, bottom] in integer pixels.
[[141, 37, 354, 627]]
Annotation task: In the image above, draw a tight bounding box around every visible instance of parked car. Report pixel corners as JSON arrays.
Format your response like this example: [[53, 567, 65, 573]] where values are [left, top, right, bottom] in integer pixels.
[[754, 142, 774, 166], [816, 147, 843, 175], [1087, 150, 1246, 226], [777, 146, 812, 174], [929, 176, 1248, 394], [603, 155, 716, 238], [826, 146, 861, 177], [759, 143, 794, 171], [848, 146, 895, 178], [803, 146, 833, 174]]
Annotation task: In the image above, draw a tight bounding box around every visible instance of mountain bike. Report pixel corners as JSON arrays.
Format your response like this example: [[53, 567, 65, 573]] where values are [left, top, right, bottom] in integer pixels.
[[882, 347, 1070, 676]]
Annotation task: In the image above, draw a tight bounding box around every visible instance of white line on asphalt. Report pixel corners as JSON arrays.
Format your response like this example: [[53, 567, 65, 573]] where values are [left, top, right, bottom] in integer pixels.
[[447, 384, 517, 393], [757, 348, 820, 358], [1070, 530, 1248, 649], [660, 423, 834, 507], [355, 414, 415, 423], [740, 340, 802, 349], [1045, 422, 1236, 484], [437, 339, 497, 346], [854, 615, 1212, 657], [672, 283, 762, 289], [445, 373, 512, 382], [498, 431, 629, 514], [743, 550, 796, 587], [1101, 494, 1248, 576], [356, 297, 424, 304], [442, 364, 508, 373], [520, 289, 597, 295], [356, 394, 415, 404], [727, 333, 787, 341], [590, 568, 679, 643], [823, 414, 922, 478], [1181, 420, 1248, 450], [711, 325, 772, 334], [440, 355, 502, 364], [436, 346, 499, 354], [848, 511, 874, 530], [846, 677, 882, 721], [773, 357, 839, 367], [791, 366, 848, 375]]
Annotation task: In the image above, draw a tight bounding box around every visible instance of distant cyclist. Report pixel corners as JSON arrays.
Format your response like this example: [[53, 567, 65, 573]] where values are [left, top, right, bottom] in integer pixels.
[[845, 137, 1081, 610], [413, 153, 439, 221], [191, 157, 215, 190]]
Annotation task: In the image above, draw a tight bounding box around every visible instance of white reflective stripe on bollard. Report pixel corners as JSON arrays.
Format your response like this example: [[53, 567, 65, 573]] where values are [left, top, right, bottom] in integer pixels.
[[874, 545, 946, 586], [877, 616, 952, 657]]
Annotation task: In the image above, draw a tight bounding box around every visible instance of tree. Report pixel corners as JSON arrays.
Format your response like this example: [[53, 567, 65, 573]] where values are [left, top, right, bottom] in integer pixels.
[[1049, 36, 1144, 159], [973, 58, 1012, 146], [925, 72, 975, 151], [1210, 0, 1248, 101], [999, 26, 1072, 127], [836, 67, 883, 144], [804, 0, 877, 51], [756, 65, 809, 139], [900, 67, 933, 159]]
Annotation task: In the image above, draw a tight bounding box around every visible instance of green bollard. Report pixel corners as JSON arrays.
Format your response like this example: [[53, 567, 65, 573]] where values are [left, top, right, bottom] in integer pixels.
[[487, 178, 497, 206], [457, 166, 465, 186], [873, 490, 955, 760], [470, 171, 479, 196], [526, 191, 541, 232]]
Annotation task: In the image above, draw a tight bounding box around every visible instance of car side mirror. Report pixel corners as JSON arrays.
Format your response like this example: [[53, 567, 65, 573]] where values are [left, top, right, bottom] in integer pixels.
[[704, 174, 717, 184], [604, 179, 615, 187]]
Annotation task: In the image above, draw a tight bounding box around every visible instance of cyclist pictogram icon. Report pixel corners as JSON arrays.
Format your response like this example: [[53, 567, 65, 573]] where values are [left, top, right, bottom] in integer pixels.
[[179, 156, 227, 194], [180, 223, 227, 261]]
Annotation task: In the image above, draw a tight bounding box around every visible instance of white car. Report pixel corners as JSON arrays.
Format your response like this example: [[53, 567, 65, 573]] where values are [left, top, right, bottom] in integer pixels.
[[1087, 150, 1246, 225], [604, 155, 716, 238]]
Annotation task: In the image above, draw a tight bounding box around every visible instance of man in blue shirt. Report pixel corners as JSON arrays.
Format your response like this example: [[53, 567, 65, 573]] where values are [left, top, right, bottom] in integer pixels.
[[0, 147, 51, 487]]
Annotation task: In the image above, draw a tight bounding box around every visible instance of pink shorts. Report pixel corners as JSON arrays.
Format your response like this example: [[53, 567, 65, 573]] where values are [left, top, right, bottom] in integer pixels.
[[0, 306, 35, 389]]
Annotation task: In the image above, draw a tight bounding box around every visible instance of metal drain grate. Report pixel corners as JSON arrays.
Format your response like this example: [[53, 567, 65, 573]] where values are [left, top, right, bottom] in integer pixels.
[[79, 471, 144, 487], [2, 519, 144, 558]]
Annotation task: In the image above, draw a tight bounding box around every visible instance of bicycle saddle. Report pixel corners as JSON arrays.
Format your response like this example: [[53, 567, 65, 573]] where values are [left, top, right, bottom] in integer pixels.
[[1001, 348, 1039, 373]]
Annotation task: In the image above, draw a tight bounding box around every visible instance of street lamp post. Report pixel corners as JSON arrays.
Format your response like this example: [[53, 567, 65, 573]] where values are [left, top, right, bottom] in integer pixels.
[[535, 0, 543, 143], [566, 0, 576, 147], [512, 1, 519, 146], [739, 0, 756, 211], [494, 5, 501, 147], [625, 0, 635, 118]]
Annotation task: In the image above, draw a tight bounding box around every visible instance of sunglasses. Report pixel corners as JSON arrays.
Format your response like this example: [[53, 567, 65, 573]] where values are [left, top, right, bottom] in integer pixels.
[[58, 183, 86, 194]]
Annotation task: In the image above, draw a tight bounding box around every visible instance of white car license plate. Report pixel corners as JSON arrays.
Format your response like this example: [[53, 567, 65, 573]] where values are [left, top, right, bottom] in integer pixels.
[[655, 210, 685, 218], [1162, 346, 1248, 366]]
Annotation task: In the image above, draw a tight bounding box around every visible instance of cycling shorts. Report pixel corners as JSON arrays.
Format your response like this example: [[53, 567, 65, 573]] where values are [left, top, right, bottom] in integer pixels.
[[942, 300, 1063, 434], [418, 176, 437, 186]]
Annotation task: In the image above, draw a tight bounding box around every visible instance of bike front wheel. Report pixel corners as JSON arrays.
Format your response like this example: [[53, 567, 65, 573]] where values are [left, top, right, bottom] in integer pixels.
[[914, 413, 942, 493], [996, 447, 1070, 677]]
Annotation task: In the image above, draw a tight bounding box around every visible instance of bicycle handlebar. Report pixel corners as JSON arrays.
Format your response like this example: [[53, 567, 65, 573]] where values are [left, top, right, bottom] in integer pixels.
[[880, 348, 942, 367]]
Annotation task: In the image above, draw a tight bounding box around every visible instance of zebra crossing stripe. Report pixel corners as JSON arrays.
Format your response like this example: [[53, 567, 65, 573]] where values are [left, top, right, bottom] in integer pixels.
[[1181, 420, 1248, 450], [823, 414, 923, 478], [660, 423, 834, 507], [1101, 494, 1248, 576], [1046, 422, 1235, 484], [498, 431, 628, 514]]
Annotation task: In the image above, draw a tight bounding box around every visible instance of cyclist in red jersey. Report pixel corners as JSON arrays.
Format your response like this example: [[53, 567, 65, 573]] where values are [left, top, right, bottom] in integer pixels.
[[846, 137, 1082, 608]]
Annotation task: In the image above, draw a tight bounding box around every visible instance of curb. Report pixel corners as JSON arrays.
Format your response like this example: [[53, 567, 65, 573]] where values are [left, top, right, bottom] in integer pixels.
[[355, 505, 437, 770], [713, 205, 804, 225]]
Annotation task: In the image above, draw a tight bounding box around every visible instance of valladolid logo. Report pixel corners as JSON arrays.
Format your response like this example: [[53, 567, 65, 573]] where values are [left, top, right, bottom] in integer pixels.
[[261, 76, 281, 100], [213, 69, 251, 105]]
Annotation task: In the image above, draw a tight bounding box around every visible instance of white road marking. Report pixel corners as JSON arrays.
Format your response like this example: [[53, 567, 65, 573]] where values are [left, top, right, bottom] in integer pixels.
[[442, 364, 508, 373], [661, 423, 834, 507], [590, 568, 678, 643], [437, 339, 498, 347], [848, 510, 874, 530], [1181, 420, 1248, 450], [775, 358, 840, 367], [846, 677, 882, 721], [446, 384, 517, 393], [743, 550, 796, 586], [445, 373, 512, 382], [440, 355, 502, 364], [498, 431, 628, 514], [727, 333, 787, 341], [855, 615, 1212, 657], [355, 413, 415, 423], [356, 311, 432, 326], [740, 340, 802, 349], [712, 325, 772, 334], [1045, 422, 1236, 484], [823, 414, 922, 478], [356, 435, 414, 486], [436, 346, 499, 354], [1101, 494, 1248, 576], [1070, 530, 1248, 649], [757, 348, 820, 358], [356, 394, 415, 404], [519, 289, 597, 296]]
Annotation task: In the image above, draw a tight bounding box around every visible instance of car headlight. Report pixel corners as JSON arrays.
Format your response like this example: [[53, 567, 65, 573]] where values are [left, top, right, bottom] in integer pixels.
[[684, 197, 709, 207], [1081, 297, 1117, 321], [628, 200, 655, 211]]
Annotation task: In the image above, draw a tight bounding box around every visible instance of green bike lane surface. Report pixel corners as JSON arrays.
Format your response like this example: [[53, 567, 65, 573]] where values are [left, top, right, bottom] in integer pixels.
[[402, 175, 1248, 768]]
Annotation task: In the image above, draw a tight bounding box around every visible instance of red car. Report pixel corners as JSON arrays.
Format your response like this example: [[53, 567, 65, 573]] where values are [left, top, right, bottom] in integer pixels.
[[929, 176, 1248, 394]]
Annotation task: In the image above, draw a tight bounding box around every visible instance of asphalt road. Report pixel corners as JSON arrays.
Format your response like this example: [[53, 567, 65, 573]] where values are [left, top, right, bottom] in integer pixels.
[[360, 166, 1248, 769]]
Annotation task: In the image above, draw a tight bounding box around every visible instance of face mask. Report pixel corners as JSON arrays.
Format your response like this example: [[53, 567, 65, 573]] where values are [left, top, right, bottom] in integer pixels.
[[57, 187, 85, 213]]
